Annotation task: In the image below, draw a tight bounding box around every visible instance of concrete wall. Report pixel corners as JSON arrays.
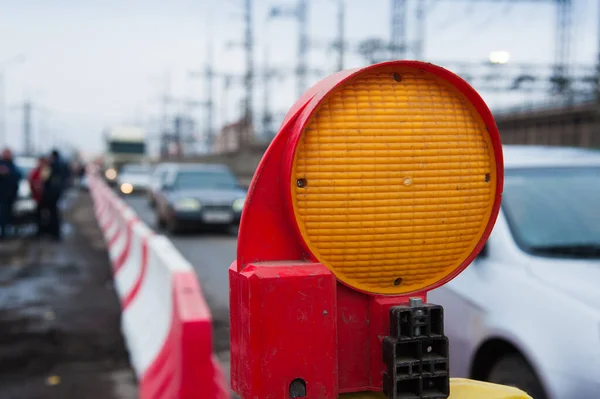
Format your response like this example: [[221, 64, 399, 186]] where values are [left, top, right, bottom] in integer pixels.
[[495, 101, 600, 148]]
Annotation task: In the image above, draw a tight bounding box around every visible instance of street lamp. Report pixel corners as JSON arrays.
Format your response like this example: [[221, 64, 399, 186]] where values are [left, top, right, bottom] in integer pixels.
[[0, 54, 26, 148], [489, 51, 510, 65]]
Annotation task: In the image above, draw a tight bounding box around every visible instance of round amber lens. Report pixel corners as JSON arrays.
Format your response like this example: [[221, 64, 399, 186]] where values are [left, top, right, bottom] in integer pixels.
[[290, 66, 498, 295]]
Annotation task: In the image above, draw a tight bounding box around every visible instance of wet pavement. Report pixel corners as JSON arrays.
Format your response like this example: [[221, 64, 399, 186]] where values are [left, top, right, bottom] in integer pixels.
[[0, 191, 137, 399]]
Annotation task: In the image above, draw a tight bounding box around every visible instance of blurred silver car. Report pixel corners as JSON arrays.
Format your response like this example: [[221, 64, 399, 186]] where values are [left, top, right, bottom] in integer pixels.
[[154, 163, 246, 234], [116, 163, 152, 195], [428, 145, 600, 399]]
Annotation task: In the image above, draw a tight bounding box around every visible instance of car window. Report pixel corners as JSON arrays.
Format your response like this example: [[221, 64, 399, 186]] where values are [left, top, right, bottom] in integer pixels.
[[173, 169, 238, 190], [159, 168, 170, 180], [502, 167, 600, 258], [151, 169, 169, 187], [163, 169, 177, 186], [121, 164, 151, 175]]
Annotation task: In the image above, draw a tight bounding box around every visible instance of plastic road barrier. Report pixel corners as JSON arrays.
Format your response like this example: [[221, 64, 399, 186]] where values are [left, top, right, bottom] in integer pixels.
[[87, 170, 229, 399]]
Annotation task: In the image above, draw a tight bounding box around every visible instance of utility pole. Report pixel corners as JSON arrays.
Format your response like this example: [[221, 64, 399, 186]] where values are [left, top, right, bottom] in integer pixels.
[[173, 116, 183, 158], [412, 0, 572, 92], [244, 0, 254, 144], [160, 72, 171, 157], [22, 100, 32, 156], [336, 0, 345, 71], [222, 75, 232, 128], [554, 0, 572, 93], [262, 38, 273, 140], [390, 0, 407, 59], [205, 35, 215, 149], [297, 0, 309, 97], [414, 0, 425, 60], [270, 0, 310, 99]]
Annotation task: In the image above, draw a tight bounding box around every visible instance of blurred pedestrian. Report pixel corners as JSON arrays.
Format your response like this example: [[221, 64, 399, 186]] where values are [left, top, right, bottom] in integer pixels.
[[0, 148, 22, 240], [41, 150, 69, 240], [28, 156, 50, 236]]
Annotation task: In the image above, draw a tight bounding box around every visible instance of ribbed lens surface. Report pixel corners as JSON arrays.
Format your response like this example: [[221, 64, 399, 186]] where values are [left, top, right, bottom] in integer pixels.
[[291, 67, 497, 294]]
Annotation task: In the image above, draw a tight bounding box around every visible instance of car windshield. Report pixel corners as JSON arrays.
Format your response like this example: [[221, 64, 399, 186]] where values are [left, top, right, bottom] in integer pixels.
[[173, 169, 238, 190], [153, 165, 172, 178], [121, 164, 150, 175], [502, 167, 600, 258]]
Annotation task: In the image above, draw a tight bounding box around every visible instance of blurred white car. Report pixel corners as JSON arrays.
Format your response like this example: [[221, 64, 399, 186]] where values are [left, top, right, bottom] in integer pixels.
[[116, 163, 152, 195], [13, 156, 37, 223], [428, 145, 600, 399]]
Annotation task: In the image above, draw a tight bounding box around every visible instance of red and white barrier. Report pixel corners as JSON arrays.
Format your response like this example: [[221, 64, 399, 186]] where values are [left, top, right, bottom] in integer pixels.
[[87, 171, 229, 399]]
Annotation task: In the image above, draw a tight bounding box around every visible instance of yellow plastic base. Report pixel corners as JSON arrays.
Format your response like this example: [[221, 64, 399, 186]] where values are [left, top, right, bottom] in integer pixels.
[[337, 378, 532, 399]]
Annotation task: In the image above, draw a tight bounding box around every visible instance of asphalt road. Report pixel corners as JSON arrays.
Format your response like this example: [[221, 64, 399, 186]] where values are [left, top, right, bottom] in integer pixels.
[[0, 191, 137, 399], [124, 195, 236, 323]]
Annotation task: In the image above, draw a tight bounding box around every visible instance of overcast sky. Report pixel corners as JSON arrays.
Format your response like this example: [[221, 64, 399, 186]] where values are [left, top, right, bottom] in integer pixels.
[[1, 0, 598, 156]]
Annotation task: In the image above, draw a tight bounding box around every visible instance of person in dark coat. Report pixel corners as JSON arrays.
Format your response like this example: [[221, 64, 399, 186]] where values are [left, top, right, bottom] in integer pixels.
[[0, 148, 22, 240], [41, 150, 69, 240]]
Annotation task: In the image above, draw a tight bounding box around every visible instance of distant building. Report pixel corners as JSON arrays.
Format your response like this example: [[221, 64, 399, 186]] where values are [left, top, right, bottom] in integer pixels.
[[213, 117, 254, 154]]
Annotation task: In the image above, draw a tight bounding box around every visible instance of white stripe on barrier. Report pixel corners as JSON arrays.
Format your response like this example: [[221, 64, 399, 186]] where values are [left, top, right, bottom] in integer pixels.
[[104, 215, 120, 244], [107, 208, 136, 263], [108, 223, 127, 263], [100, 206, 113, 233], [96, 199, 107, 221], [123, 234, 173, 377], [151, 236, 195, 272], [114, 223, 152, 299]]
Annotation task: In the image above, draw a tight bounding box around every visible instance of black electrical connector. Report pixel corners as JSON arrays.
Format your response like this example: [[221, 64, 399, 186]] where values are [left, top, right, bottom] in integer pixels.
[[382, 299, 450, 399]]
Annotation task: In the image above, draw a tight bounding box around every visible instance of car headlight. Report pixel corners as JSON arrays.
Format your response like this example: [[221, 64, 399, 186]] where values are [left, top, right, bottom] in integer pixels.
[[232, 198, 245, 212], [105, 168, 117, 180], [173, 198, 202, 211], [120, 183, 133, 194]]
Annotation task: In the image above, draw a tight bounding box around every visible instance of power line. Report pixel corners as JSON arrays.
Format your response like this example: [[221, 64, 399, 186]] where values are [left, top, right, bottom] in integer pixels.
[[554, 0, 573, 83], [412, 0, 574, 93], [269, 0, 311, 99], [22, 101, 32, 156], [472, 3, 512, 31], [160, 73, 171, 157]]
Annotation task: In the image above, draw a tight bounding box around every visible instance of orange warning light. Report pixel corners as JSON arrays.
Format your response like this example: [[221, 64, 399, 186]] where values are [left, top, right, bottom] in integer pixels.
[[286, 63, 502, 295]]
